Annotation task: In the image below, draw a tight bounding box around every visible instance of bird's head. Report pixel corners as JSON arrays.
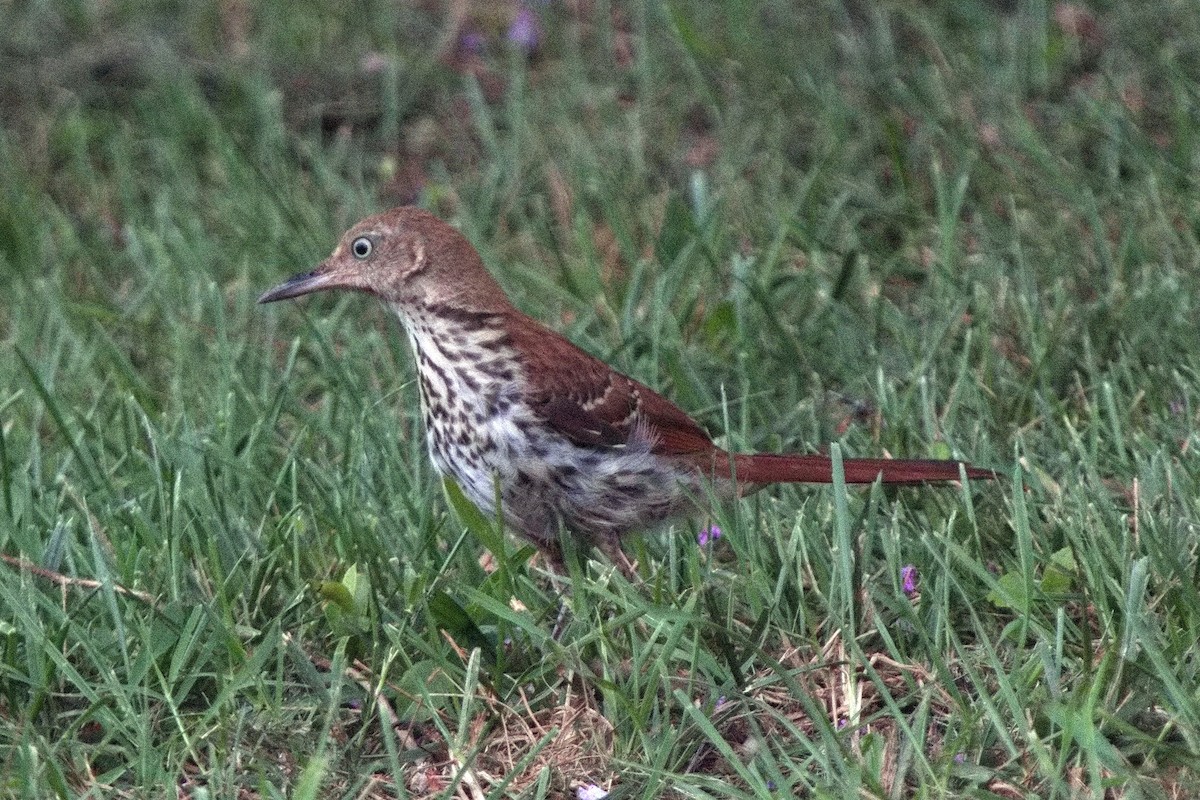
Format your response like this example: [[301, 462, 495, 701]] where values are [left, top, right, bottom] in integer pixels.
[[258, 206, 510, 314]]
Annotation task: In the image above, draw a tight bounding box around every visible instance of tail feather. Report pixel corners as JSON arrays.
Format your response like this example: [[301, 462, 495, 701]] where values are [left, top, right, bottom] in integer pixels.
[[733, 453, 995, 485]]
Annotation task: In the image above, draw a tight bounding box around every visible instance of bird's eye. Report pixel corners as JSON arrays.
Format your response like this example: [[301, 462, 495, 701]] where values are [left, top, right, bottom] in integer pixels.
[[351, 237, 373, 258]]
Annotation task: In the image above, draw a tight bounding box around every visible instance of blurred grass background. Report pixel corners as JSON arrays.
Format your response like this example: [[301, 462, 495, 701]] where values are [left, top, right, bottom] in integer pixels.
[[2, 0, 1200, 797]]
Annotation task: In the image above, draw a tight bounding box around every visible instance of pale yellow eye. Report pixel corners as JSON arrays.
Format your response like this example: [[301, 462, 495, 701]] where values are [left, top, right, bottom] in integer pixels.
[[351, 236, 373, 258]]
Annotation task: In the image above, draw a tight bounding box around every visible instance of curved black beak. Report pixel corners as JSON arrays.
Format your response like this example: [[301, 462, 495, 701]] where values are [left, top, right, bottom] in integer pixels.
[[257, 269, 340, 304]]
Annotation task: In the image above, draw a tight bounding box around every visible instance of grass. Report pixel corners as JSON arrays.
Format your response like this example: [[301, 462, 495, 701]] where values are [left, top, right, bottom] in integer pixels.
[[2, 0, 1199, 796]]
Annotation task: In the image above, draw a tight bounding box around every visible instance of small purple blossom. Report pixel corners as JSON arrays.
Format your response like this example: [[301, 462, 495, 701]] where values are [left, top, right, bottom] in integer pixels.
[[459, 30, 486, 54], [836, 718, 848, 729], [954, 752, 966, 764], [577, 784, 608, 800], [698, 523, 722, 547], [715, 695, 726, 710], [506, 6, 540, 51], [901, 564, 918, 596]]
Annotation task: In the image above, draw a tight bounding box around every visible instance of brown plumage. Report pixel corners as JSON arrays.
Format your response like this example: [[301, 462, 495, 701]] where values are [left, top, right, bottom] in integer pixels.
[[260, 207, 994, 567]]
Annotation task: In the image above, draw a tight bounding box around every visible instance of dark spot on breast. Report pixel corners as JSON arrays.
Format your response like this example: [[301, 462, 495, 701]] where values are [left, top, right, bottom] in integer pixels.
[[613, 481, 647, 498]]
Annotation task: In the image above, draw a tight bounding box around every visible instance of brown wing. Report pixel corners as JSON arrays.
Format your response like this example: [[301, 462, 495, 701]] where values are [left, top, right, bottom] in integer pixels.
[[505, 312, 715, 454]]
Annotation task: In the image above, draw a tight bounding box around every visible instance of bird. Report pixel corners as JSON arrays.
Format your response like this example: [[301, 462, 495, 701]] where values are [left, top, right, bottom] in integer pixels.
[[259, 207, 994, 570]]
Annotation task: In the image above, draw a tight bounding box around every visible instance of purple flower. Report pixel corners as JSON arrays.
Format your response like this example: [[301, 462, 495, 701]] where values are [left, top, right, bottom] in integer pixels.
[[901, 564, 918, 596], [715, 695, 726, 710], [459, 30, 486, 54], [507, 6, 540, 51], [698, 523, 722, 546], [954, 752, 966, 764]]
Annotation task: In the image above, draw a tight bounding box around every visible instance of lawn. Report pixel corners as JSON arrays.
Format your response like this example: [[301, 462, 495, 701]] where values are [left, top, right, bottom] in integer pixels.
[[2, 1, 1199, 797]]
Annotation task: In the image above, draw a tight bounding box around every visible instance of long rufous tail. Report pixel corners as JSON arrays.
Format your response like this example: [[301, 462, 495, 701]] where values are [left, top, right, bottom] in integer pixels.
[[733, 453, 996, 485]]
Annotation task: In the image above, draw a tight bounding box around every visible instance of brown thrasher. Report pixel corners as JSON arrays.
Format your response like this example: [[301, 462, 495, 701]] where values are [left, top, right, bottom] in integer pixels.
[[260, 207, 993, 566]]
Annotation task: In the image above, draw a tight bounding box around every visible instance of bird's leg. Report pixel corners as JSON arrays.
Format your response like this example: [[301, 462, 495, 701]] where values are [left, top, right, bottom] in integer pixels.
[[594, 535, 640, 583]]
